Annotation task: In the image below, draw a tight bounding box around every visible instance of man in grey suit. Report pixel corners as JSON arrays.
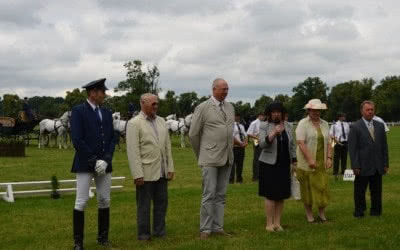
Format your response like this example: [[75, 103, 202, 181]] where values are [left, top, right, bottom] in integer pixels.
[[348, 100, 389, 218], [189, 78, 235, 240]]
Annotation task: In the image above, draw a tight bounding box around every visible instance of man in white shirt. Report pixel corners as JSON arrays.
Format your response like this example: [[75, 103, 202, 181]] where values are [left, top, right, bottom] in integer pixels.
[[329, 112, 350, 177], [230, 113, 248, 183], [247, 113, 266, 181], [373, 115, 390, 132]]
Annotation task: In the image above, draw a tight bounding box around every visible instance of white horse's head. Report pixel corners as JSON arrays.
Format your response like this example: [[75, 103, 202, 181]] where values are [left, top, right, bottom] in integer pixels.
[[59, 111, 71, 128], [166, 114, 177, 121], [184, 113, 193, 128], [112, 112, 121, 120]]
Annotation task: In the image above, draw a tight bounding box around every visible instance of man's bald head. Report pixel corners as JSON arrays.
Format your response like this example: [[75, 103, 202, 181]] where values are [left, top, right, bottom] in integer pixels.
[[140, 93, 158, 118]]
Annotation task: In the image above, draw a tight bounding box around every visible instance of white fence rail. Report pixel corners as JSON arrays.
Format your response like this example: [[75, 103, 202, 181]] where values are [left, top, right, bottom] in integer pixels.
[[0, 176, 125, 203]]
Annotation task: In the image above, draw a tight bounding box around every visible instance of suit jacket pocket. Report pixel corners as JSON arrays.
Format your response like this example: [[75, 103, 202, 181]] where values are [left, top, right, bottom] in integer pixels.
[[205, 142, 218, 151], [263, 148, 272, 153]]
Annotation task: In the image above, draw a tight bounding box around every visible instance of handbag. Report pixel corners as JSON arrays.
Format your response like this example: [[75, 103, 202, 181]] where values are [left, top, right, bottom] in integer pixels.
[[291, 172, 301, 200], [343, 169, 355, 181]]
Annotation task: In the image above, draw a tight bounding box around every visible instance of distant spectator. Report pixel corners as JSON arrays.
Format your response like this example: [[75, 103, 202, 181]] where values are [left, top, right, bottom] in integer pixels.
[[373, 115, 389, 132], [329, 112, 350, 178], [22, 97, 34, 121], [247, 112, 266, 181], [128, 102, 135, 119]]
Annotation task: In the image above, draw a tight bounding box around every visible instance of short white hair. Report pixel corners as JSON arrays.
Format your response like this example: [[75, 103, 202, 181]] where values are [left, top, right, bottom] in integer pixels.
[[212, 78, 225, 89], [140, 93, 157, 105]]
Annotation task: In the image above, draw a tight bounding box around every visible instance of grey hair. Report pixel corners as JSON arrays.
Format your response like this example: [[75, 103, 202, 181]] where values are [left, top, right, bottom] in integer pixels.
[[140, 93, 157, 104], [360, 100, 375, 110], [212, 78, 225, 89]]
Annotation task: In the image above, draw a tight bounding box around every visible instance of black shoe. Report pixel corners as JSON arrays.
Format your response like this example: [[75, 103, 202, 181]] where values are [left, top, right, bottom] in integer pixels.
[[353, 212, 364, 218], [97, 208, 110, 246], [73, 209, 84, 250]]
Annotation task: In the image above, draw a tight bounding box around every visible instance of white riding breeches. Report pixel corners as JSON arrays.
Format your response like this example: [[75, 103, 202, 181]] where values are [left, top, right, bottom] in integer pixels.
[[74, 173, 111, 211]]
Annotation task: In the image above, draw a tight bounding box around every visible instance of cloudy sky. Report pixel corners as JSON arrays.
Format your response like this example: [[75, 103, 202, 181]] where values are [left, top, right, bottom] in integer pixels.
[[0, 0, 399, 103]]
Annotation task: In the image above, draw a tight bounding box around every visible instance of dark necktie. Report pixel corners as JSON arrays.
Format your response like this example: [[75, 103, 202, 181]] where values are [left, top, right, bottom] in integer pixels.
[[94, 107, 102, 122], [236, 122, 244, 142], [341, 122, 346, 141]]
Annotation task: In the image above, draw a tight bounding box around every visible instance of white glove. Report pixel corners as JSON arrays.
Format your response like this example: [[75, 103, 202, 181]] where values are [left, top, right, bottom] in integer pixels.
[[95, 160, 108, 175]]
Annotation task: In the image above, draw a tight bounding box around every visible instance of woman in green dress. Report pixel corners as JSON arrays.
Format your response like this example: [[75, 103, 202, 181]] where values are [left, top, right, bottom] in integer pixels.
[[295, 99, 333, 223]]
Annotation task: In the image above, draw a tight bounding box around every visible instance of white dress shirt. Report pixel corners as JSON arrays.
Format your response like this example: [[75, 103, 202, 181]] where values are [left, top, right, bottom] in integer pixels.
[[233, 122, 247, 144], [247, 119, 261, 136], [373, 115, 389, 132], [87, 99, 102, 121], [329, 120, 350, 143]]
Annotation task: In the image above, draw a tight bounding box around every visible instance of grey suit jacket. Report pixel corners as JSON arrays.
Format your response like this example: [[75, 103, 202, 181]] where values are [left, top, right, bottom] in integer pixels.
[[258, 121, 296, 165], [189, 98, 235, 167], [348, 119, 389, 176]]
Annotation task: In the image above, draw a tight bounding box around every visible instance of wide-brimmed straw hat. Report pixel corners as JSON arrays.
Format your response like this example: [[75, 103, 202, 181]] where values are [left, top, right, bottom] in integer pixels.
[[303, 99, 327, 110]]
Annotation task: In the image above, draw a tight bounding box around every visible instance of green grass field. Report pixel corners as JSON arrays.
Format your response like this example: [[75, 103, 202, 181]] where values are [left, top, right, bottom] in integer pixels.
[[1, 128, 400, 250]]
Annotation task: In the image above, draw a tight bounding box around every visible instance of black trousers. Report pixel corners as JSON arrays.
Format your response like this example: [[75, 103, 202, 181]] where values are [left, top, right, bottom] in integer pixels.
[[252, 145, 261, 181], [333, 143, 348, 175], [230, 147, 245, 183], [354, 171, 382, 216], [136, 178, 168, 240]]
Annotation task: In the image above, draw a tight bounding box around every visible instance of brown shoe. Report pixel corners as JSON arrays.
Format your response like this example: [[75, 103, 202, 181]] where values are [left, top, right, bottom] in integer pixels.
[[199, 232, 210, 240], [213, 231, 233, 237]]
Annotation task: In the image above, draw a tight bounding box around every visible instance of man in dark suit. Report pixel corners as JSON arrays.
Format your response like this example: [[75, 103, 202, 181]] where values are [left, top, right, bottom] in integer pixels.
[[348, 100, 389, 218], [70, 78, 116, 249]]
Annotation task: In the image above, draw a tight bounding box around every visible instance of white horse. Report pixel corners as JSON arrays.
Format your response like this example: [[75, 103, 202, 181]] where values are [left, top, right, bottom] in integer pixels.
[[112, 112, 128, 137], [112, 111, 139, 150], [165, 114, 177, 121], [166, 113, 193, 148], [38, 111, 71, 149]]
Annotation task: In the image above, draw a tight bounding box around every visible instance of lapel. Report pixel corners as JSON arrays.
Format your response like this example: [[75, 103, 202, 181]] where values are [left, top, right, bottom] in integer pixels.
[[85, 102, 101, 125], [210, 98, 226, 122]]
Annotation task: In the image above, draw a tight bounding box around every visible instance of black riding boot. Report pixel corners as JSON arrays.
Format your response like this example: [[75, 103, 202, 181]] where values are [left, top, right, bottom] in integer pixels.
[[97, 208, 111, 246], [73, 209, 84, 250]]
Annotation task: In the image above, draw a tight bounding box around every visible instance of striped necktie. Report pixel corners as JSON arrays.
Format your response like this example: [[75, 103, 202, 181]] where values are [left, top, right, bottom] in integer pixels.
[[368, 122, 375, 141], [219, 103, 226, 121]]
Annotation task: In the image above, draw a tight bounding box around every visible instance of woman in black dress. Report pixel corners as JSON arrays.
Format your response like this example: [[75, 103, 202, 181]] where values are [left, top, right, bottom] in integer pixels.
[[258, 102, 297, 232]]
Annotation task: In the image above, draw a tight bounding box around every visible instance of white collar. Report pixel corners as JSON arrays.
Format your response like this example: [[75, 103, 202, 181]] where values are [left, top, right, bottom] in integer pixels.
[[211, 96, 224, 106], [362, 117, 373, 126], [87, 99, 98, 110]]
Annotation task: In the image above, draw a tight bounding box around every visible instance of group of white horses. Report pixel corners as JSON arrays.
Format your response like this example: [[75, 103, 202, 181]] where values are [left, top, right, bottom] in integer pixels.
[[165, 113, 193, 148], [38, 111, 193, 149]]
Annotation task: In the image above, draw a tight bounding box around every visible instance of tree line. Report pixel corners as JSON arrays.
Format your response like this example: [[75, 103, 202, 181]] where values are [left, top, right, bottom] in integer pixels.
[[1, 60, 399, 123]]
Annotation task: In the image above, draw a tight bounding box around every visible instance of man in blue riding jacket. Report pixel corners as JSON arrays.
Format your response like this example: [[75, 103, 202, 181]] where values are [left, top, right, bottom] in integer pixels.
[[70, 78, 116, 250]]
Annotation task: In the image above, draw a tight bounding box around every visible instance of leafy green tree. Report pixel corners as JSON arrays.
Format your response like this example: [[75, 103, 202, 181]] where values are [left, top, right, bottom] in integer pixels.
[[328, 78, 374, 122], [274, 94, 291, 104], [253, 94, 273, 116], [103, 95, 128, 116], [372, 76, 400, 121], [2, 94, 21, 118], [232, 101, 252, 125], [114, 60, 161, 110], [177, 92, 199, 116], [0, 96, 3, 116], [158, 90, 178, 117], [65, 89, 87, 109], [290, 77, 329, 121]]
